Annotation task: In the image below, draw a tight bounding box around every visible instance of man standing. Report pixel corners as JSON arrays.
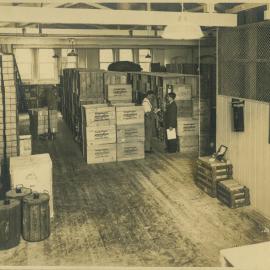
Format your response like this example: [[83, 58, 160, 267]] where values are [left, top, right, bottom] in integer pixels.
[[142, 90, 156, 153], [164, 92, 178, 153]]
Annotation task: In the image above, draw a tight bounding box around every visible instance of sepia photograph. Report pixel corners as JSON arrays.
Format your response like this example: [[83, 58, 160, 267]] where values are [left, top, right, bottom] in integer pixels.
[[0, 0, 270, 269]]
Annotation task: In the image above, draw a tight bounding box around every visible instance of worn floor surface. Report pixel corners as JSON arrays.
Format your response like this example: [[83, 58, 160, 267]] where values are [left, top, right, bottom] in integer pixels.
[[1, 120, 270, 267]]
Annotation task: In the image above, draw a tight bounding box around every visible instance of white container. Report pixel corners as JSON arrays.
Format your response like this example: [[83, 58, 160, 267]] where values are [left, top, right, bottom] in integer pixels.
[[9, 154, 54, 218]]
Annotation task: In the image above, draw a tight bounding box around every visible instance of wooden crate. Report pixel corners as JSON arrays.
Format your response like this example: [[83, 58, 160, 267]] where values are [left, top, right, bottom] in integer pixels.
[[86, 143, 116, 164], [172, 84, 192, 100], [117, 124, 145, 143], [196, 156, 233, 197], [176, 100, 193, 117], [9, 153, 53, 218], [82, 105, 115, 127], [179, 135, 199, 153], [85, 125, 116, 145], [19, 135, 32, 156], [104, 71, 128, 85], [217, 179, 250, 208], [177, 117, 198, 136], [106, 84, 132, 103], [117, 141, 144, 162], [116, 105, 144, 125]]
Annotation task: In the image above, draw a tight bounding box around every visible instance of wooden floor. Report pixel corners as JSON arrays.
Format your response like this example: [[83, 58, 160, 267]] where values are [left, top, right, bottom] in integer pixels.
[[1, 120, 270, 267]]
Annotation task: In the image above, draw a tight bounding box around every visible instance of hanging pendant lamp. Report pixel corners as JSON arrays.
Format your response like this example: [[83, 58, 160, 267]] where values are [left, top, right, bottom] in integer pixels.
[[161, 1, 204, 40], [67, 39, 78, 57]]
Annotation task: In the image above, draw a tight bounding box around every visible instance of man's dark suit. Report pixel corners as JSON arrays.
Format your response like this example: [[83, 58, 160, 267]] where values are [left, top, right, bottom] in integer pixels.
[[164, 101, 178, 153]]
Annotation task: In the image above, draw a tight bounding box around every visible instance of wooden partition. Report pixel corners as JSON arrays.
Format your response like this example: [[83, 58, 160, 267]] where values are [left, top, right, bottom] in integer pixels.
[[216, 95, 270, 218]]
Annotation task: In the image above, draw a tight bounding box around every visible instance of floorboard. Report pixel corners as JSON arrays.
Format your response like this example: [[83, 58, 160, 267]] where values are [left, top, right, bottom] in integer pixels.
[[0, 120, 270, 267]]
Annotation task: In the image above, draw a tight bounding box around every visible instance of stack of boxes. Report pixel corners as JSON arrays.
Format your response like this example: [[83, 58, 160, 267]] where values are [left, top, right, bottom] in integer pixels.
[[174, 84, 199, 153], [0, 54, 18, 162], [18, 113, 31, 156], [81, 104, 145, 164], [81, 104, 116, 164], [116, 105, 145, 161], [196, 156, 250, 209], [30, 108, 58, 138], [193, 98, 211, 155]]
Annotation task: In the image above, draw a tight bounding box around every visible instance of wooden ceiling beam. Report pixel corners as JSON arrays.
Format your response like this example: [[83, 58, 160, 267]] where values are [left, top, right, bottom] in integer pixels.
[[0, 0, 268, 4], [225, 3, 266, 13], [0, 6, 237, 26]]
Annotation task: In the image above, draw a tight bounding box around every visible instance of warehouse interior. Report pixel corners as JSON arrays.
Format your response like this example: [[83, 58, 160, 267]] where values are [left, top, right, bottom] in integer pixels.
[[0, 0, 270, 268]]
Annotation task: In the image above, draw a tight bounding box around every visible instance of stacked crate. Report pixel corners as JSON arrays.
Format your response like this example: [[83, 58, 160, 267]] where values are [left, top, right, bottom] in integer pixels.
[[30, 108, 58, 138], [106, 84, 132, 104], [217, 179, 250, 208], [81, 104, 116, 164], [173, 83, 199, 153], [193, 98, 211, 155], [196, 156, 233, 197], [177, 118, 199, 153], [62, 69, 105, 143], [19, 135, 31, 156], [18, 113, 30, 135], [116, 105, 145, 161], [0, 54, 18, 160]]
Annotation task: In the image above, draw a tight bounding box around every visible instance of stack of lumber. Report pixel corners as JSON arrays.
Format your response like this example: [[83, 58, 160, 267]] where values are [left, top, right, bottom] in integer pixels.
[[0, 54, 18, 162], [81, 104, 116, 164], [116, 104, 145, 161]]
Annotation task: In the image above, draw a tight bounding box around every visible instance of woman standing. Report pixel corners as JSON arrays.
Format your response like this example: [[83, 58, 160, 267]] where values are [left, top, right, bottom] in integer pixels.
[[164, 92, 178, 153]]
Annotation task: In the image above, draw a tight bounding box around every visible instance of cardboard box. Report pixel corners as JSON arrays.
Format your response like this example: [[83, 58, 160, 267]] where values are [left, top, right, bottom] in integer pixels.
[[86, 143, 116, 164], [117, 141, 145, 161]]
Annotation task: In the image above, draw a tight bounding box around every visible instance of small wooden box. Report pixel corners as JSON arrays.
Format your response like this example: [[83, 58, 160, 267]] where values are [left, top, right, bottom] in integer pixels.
[[196, 156, 233, 197], [217, 179, 250, 208]]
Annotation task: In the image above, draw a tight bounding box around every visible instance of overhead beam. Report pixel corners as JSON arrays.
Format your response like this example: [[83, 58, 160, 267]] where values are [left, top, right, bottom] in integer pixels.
[[0, 0, 268, 3], [0, 36, 215, 48], [0, 27, 163, 37], [226, 3, 266, 13], [0, 6, 237, 27]]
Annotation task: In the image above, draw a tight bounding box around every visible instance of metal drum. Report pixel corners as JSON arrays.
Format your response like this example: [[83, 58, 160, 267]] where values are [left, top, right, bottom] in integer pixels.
[[0, 199, 21, 250], [22, 192, 50, 242]]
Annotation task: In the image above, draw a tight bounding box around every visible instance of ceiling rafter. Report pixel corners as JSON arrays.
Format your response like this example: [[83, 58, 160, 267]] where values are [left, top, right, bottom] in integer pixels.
[[0, 6, 237, 26], [0, 0, 269, 4]]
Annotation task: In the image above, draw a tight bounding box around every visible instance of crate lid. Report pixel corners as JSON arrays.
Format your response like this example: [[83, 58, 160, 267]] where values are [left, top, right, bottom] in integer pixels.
[[0, 198, 20, 210], [6, 186, 32, 199]]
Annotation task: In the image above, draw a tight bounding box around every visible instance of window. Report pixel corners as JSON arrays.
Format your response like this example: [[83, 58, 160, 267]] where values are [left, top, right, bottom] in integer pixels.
[[14, 49, 33, 80], [38, 49, 56, 80], [119, 49, 133, 62], [61, 49, 78, 69], [99, 49, 114, 70], [139, 49, 152, 72]]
